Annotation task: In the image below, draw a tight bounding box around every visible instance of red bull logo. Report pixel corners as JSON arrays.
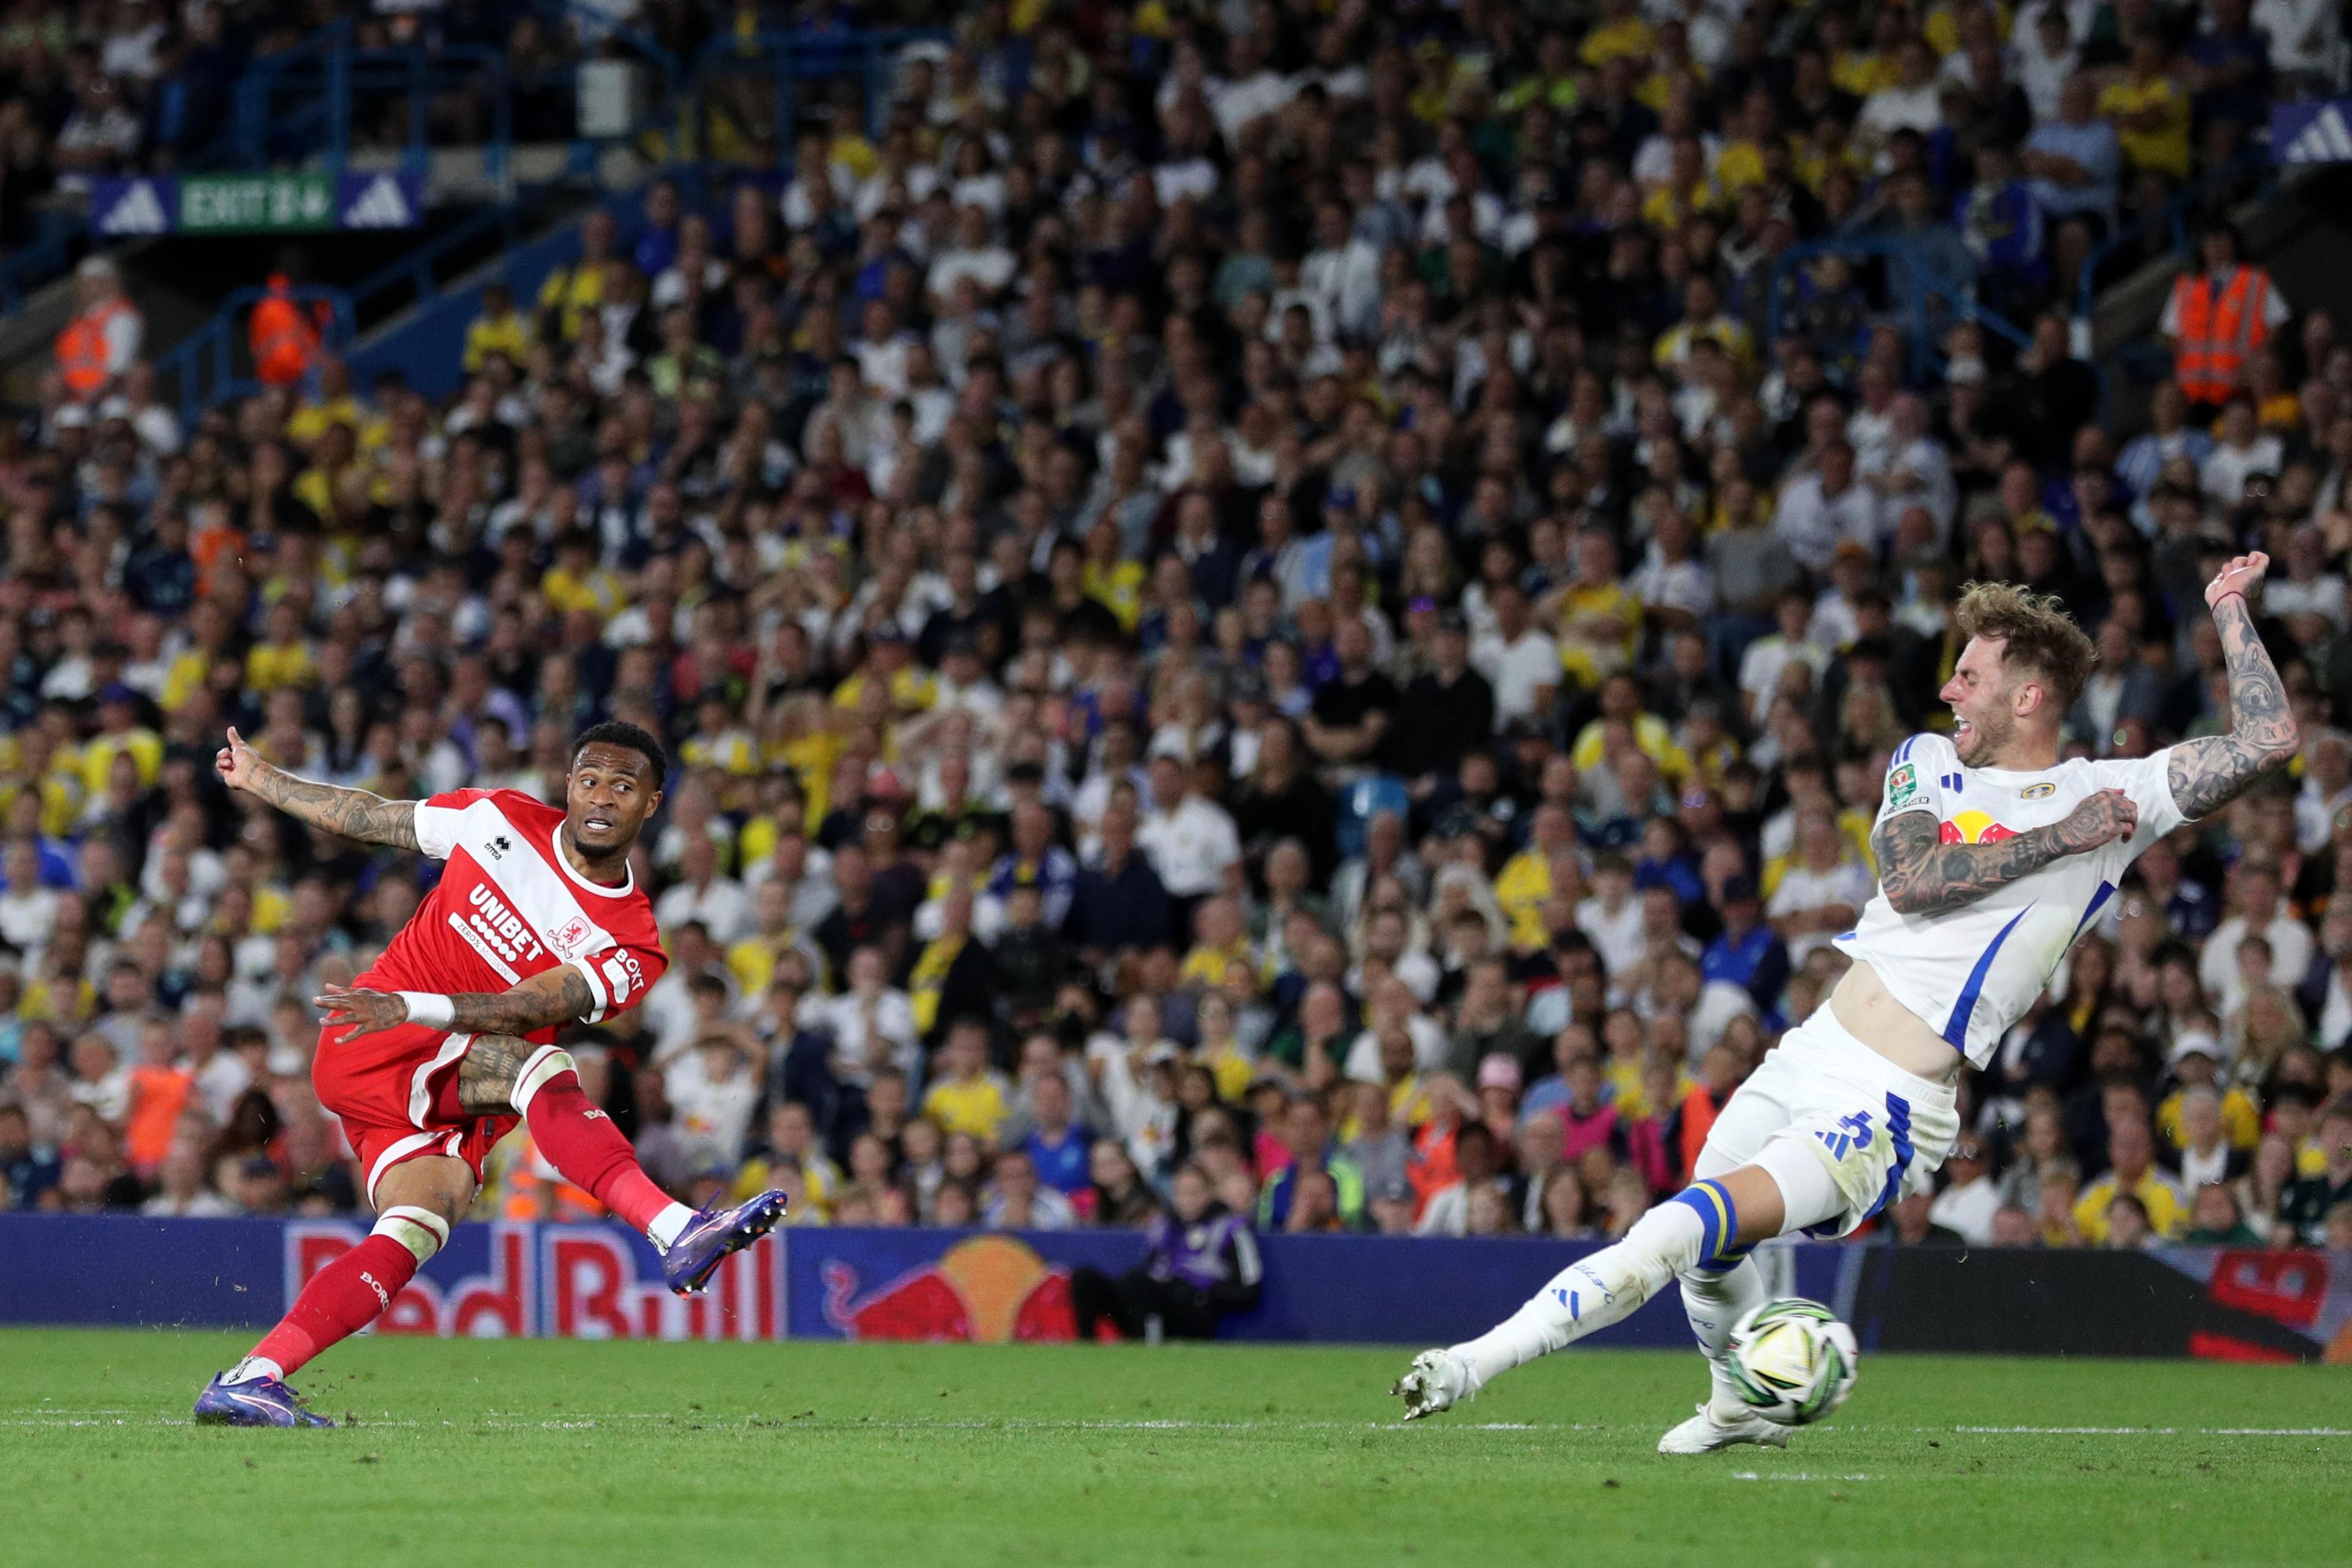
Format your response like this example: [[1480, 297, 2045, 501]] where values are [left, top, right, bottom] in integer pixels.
[[822, 1235, 1078, 1342], [1940, 810, 2016, 845], [288, 1221, 534, 1338], [283, 1221, 777, 1340]]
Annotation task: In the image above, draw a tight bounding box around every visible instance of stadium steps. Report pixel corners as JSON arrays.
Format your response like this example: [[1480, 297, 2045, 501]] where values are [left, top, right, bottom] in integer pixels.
[[2086, 162, 2352, 430], [338, 160, 658, 405]]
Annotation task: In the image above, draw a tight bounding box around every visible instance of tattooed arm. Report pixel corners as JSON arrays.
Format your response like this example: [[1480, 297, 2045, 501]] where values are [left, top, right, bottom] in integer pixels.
[[314, 967, 598, 1045], [1873, 789, 2140, 918], [216, 726, 419, 849], [2166, 555, 2301, 821]]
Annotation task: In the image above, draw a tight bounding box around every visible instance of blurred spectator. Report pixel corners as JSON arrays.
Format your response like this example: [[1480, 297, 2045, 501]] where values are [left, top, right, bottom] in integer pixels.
[[0, 0, 2337, 1289], [1071, 1163, 1261, 1341], [1928, 1134, 2000, 1247], [2076, 1117, 2190, 1243]]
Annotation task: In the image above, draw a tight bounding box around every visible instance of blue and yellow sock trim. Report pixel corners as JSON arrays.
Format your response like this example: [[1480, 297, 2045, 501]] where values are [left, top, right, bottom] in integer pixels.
[[1672, 1178, 1746, 1271]]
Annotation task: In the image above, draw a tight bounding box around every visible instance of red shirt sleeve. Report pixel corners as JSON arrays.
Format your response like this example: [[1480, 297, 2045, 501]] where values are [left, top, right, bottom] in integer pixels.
[[567, 908, 668, 1023]]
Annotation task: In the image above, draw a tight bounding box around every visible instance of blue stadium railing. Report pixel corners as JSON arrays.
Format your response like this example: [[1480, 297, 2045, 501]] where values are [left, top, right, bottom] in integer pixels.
[[4, 17, 938, 315], [229, 19, 514, 187], [688, 28, 949, 150], [0, 207, 88, 316], [1764, 235, 2035, 380], [153, 285, 357, 424], [2073, 146, 2275, 326]]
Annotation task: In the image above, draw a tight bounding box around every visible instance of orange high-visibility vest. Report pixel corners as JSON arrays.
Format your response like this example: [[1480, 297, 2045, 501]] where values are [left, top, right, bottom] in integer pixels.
[[500, 1148, 604, 1223], [249, 283, 321, 387], [2170, 265, 2274, 404], [54, 299, 132, 400], [1678, 1085, 1723, 1180]]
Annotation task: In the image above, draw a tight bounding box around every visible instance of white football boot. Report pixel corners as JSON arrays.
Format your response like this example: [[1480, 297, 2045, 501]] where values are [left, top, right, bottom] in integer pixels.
[[1656, 1401, 1791, 1455], [1390, 1348, 1476, 1421]]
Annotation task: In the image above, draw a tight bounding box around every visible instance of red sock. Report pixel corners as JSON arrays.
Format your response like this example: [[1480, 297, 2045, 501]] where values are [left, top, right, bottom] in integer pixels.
[[250, 1235, 419, 1377], [522, 1068, 677, 1235]]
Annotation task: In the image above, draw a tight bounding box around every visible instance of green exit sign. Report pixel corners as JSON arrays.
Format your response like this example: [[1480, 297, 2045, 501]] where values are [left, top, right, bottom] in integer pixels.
[[177, 174, 337, 233]]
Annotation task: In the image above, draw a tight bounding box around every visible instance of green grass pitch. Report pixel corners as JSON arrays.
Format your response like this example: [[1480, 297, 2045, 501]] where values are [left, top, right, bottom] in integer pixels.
[[3, 1329, 2348, 1567]]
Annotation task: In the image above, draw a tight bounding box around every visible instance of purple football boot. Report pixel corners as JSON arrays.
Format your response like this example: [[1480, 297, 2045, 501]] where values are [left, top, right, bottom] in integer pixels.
[[194, 1371, 334, 1428], [662, 1189, 790, 1295]]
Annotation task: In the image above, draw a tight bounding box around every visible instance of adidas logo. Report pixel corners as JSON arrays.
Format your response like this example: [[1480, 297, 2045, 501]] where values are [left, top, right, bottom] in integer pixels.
[[2282, 104, 2352, 164], [99, 180, 170, 235], [343, 173, 413, 228]]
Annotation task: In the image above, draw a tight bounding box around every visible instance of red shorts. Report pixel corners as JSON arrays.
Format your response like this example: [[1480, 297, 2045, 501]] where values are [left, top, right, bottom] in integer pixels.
[[312, 1020, 518, 1207]]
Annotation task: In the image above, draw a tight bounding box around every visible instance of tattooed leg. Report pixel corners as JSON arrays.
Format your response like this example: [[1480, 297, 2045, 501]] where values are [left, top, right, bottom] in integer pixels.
[[455, 1033, 535, 1115]]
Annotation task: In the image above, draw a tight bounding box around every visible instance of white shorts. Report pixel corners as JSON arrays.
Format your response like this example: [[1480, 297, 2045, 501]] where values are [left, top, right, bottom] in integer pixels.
[[1694, 1003, 1961, 1240]]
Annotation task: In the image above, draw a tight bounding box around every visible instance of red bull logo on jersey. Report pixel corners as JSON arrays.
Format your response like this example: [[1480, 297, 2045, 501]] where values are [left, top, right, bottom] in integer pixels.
[[1940, 810, 2017, 846], [821, 1235, 1079, 1342]]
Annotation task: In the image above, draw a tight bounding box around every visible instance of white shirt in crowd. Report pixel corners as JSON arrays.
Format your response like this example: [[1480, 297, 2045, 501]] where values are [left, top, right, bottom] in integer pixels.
[[2199, 910, 2316, 1012], [1929, 1172, 2003, 1246], [1136, 793, 1240, 899], [1770, 858, 1874, 966], [654, 876, 754, 947], [1471, 627, 1562, 729], [662, 1048, 760, 1171]]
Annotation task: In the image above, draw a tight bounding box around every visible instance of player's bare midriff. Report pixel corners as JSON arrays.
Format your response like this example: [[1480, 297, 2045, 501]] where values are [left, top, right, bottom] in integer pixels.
[[1825, 960, 1966, 1084]]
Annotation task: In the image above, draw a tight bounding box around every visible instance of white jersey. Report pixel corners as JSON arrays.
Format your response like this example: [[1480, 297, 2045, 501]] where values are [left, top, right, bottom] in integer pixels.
[[1834, 732, 2186, 1068]]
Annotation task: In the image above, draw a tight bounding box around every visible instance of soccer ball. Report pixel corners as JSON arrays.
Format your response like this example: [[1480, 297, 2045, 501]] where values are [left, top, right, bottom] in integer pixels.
[[1722, 1298, 1860, 1427]]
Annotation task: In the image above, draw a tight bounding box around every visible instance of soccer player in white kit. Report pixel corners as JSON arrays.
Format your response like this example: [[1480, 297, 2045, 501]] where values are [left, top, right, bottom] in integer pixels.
[[1391, 560, 2300, 1449]]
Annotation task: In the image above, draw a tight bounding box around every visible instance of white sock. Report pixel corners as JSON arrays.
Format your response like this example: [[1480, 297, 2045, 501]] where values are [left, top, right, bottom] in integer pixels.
[[1453, 1197, 1708, 1389], [647, 1202, 696, 1252], [1679, 1256, 1769, 1420], [226, 1355, 284, 1385]]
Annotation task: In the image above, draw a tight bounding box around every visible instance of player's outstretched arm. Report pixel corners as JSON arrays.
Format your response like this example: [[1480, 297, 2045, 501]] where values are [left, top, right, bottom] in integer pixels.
[[314, 968, 598, 1045], [216, 726, 420, 850], [1873, 788, 2138, 918], [2168, 554, 2301, 821]]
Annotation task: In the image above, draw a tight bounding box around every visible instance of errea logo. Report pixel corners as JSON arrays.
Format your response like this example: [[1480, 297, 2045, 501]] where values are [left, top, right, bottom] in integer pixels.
[[488, 834, 513, 859]]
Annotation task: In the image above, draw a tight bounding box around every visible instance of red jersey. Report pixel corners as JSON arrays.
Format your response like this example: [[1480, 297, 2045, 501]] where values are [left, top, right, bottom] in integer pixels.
[[358, 788, 666, 1040]]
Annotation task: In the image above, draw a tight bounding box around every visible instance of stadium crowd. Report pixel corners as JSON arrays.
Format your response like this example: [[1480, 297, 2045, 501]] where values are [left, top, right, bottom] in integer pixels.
[[2, 0, 2352, 1265]]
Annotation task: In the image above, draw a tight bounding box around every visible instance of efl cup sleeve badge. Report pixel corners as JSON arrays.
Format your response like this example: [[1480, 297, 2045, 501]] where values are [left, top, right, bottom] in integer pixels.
[[1887, 763, 1918, 807]]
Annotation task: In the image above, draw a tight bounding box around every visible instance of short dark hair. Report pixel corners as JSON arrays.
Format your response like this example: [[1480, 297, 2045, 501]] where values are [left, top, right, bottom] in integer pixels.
[[573, 720, 667, 783]]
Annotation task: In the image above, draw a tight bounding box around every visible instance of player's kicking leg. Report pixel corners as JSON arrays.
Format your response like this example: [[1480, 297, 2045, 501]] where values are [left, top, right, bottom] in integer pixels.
[[458, 1033, 787, 1294], [1389, 1143, 1842, 1433], [197, 1155, 475, 1427], [197, 1036, 788, 1426]]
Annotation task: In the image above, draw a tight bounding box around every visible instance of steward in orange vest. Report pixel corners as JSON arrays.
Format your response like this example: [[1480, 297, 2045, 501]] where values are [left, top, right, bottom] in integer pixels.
[[249, 274, 326, 388], [2165, 223, 2285, 413], [53, 257, 142, 402]]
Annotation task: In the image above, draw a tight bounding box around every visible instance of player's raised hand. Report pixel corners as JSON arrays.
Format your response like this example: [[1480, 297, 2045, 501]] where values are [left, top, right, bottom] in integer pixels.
[[216, 726, 265, 793], [314, 982, 410, 1045], [2206, 552, 2271, 609], [2053, 788, 2138, 854]]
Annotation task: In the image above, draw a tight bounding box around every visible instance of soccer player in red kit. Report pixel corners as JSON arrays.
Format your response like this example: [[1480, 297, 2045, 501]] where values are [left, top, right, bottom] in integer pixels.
[[194, 721, 787, 1428]]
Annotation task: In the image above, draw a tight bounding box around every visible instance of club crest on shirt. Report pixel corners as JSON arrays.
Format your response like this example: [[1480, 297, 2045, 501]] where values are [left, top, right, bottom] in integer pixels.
[[549, 915, 593, 957], [2019, 782, 2056, 800]]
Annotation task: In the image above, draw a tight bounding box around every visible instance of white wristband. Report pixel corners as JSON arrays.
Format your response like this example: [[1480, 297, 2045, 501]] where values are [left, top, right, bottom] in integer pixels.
[[399, 992, 456, 1030]]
